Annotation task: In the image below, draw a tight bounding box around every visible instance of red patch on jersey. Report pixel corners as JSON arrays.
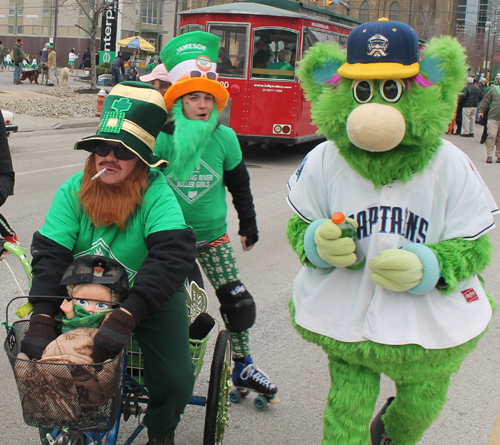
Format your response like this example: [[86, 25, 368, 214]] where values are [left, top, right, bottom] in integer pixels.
[[461, 288, 479, 303]]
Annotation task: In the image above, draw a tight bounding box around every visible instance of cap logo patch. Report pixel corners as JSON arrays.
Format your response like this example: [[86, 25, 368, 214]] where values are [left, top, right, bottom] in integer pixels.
[[367, 34, 389, 58], [176, 43, 207, 55], [99, 98, 133, 134], [196, 55, 212, 71]]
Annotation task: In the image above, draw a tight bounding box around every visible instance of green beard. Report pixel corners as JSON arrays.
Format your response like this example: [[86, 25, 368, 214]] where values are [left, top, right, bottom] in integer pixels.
[[169, 100, 220, 181]]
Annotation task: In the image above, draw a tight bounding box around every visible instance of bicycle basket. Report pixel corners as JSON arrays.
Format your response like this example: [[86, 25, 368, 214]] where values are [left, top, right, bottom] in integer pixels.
[[126, 333, 210, 385], [4, 320, 124, 433]]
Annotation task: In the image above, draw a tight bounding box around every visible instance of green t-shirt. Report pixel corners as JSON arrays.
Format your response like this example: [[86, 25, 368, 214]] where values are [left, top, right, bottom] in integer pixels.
[[39, 170, 188, 285], [154, 125, 242, 242]]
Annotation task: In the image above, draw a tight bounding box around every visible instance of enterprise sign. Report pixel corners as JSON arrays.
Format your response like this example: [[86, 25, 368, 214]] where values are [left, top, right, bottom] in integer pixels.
[[100, 0, 119, 64]]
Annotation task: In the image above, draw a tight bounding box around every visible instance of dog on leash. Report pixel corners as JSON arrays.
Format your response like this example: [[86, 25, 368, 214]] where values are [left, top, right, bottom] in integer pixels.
[[61, 67, 70, 87], [19, 69, 40, 84]]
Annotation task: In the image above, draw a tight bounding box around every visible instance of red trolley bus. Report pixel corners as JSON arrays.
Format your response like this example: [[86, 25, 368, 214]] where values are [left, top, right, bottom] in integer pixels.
[[179, 0, 361, 148]]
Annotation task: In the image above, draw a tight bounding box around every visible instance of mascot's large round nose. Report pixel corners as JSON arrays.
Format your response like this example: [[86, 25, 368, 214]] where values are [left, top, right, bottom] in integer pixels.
[[346, 103, 406, 152]]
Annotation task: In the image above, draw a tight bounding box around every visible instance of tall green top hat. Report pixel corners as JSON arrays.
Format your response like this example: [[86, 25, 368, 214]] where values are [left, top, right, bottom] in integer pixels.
[[161, 31, 229, 111], [74, 81, 169, 168]]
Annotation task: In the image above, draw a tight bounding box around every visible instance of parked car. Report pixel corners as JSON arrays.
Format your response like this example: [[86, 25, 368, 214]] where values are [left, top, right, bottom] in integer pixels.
[[2, 110, 18, 137]]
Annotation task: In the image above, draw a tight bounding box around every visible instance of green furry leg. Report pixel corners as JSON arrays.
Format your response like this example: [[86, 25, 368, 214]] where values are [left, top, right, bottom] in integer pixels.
[[324, 356, 379, 445], [289, 298, 486, 445], [383, 333, 482, 445]]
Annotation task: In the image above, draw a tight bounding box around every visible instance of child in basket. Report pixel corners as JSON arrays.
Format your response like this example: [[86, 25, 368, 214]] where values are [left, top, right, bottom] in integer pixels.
[[13, 255, 130, 425], [18, 254, 129, 364], [42, 254, 129, 363]]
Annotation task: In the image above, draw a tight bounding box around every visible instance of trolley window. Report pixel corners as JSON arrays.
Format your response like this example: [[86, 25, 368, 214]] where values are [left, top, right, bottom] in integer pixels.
[[251, 27, 298, 80], [303, 28, 339, 54], [208, 23, 249, 78], [180, 24, 204, 33]]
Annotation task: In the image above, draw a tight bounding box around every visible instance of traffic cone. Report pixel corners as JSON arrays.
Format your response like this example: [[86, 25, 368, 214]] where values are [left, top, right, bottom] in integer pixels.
[[95, 89, 107, 117]]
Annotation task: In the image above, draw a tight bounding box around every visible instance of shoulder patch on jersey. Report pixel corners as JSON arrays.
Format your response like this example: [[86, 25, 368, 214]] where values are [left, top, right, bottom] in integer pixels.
[[295, 156, 309, 181]]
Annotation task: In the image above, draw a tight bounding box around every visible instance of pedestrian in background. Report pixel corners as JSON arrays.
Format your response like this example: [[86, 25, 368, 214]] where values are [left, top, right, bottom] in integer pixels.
[[139, 63, 171, 96], [111, 51, 125, 86], [459, 77, 483, 137], [13, 38, 26, 85], [80, 48, 91, 70], [68, 48, 78, 74], [47, 44, 57, 86], [0, 41, 5, 72], [478, 84, 500, 163]]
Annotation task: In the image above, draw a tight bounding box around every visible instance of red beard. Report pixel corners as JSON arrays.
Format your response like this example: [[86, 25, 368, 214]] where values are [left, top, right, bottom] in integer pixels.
[[77, 153, 149, 230]]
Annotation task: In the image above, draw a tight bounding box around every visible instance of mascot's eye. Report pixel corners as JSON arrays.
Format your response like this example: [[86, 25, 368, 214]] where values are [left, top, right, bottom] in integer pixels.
[[380, 79, 404, 103], [352, 80, 374, 103], [76, 299, 89, 307]]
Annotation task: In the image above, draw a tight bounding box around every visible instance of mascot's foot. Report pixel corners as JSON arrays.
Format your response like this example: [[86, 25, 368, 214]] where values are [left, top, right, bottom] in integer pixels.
[[370, 397, 395, 445]]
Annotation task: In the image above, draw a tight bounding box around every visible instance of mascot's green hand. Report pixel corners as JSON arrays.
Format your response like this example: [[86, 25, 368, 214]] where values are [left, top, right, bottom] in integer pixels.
[[315, 219, 357, 267], [369, 249, 423, 292]]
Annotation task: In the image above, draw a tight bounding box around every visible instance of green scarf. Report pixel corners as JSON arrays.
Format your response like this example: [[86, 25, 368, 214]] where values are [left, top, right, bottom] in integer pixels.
[[61, 304, 112, 334]]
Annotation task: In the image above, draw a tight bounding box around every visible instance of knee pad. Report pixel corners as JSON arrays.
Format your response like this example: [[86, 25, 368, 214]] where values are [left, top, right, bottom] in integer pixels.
[[216, 281, 256, 332]]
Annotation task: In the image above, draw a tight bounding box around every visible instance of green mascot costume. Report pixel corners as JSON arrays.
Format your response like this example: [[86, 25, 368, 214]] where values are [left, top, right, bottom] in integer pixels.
[[286, 18, 498, 445]]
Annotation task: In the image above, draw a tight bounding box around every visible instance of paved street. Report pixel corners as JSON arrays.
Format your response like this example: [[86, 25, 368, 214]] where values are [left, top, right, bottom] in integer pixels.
[[0, 70, 499, 444]]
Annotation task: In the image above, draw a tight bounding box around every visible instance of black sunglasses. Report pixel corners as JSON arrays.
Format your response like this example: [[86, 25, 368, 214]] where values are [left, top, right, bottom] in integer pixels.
[[93, 142, 137, 161]]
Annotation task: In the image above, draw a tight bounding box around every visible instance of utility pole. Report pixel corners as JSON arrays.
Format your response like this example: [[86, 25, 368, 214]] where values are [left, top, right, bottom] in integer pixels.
[[491, 30, 497, 80], [53, 0, 58, 49], [485, 21, 491, 79]]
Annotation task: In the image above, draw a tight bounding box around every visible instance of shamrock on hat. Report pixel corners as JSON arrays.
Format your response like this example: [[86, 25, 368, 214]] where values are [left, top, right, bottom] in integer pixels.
[[161, 31, 229, 111]]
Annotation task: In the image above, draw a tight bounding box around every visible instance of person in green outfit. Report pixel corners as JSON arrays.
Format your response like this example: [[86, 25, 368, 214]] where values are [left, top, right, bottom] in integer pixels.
[[155, 31, 278, 400], [146, 55, 160, 74], [264, 48, 294, 79], [20, 81, 197, 445]]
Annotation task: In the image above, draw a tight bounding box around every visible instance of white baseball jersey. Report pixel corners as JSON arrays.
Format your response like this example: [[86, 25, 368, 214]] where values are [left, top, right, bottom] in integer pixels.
[[286, 139, 498, 349]]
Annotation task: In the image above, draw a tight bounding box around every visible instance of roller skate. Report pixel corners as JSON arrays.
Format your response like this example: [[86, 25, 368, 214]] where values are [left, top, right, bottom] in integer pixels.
[[230, 355, 279, 409]]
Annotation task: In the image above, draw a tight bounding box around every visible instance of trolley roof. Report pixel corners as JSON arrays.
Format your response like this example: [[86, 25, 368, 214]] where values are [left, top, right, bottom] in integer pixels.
[[180, 2, 311, 19]]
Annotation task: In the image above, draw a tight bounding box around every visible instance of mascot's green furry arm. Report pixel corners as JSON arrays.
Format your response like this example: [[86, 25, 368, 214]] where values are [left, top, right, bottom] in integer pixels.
[[285, 19, 498, 445]]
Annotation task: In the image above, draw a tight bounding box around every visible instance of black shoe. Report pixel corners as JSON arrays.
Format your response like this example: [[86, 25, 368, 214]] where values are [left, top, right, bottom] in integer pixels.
[[460, 134, 470, 137], [453, 131, 461, 135], [370, 397, 395, 445], [470, 133, 474, 137], [480, 140, 485, 144], [47, 83, 54, 86]]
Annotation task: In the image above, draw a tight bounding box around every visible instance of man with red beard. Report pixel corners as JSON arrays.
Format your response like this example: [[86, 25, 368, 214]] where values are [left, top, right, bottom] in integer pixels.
[[154, 32, 278, 402], [21, 81, 196, 445]]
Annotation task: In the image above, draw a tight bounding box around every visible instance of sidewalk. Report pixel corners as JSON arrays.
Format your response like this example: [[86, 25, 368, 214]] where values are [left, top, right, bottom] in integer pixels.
[[0, 69, 102, 132]]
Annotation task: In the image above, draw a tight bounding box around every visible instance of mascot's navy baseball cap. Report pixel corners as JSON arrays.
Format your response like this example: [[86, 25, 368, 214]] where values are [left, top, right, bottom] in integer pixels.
[[338, 18, 420, 80]]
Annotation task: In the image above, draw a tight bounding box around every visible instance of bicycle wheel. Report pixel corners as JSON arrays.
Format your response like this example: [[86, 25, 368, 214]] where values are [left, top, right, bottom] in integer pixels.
[[203, 330, 231, 445]]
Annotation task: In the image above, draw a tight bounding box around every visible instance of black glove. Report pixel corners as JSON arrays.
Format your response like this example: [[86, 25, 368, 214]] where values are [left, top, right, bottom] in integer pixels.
[[20, 314, 58, 360], [93, 309, 136, 363]]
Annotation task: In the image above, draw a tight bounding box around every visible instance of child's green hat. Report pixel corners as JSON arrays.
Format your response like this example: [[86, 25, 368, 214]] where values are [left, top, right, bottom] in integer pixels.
[[161, 31, 229, 111], [74, 81, 169, 167]]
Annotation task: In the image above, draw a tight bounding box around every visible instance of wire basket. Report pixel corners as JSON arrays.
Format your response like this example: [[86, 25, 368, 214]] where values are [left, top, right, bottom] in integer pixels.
[[4, 320, 124, 433], [127, 333, 210, 385]]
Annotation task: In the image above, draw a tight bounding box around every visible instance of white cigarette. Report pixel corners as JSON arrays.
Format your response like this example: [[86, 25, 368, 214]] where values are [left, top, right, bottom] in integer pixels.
[[91, 168, 107, 181]]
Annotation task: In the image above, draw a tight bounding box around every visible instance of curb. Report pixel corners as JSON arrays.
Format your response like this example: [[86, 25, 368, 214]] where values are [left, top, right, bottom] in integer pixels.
[[16, 120, 99, 133]]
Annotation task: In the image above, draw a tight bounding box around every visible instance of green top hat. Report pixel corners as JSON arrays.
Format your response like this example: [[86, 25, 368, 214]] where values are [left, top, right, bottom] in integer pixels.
[[161, 31, 229, 111], [74, 82, 169, 167]]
